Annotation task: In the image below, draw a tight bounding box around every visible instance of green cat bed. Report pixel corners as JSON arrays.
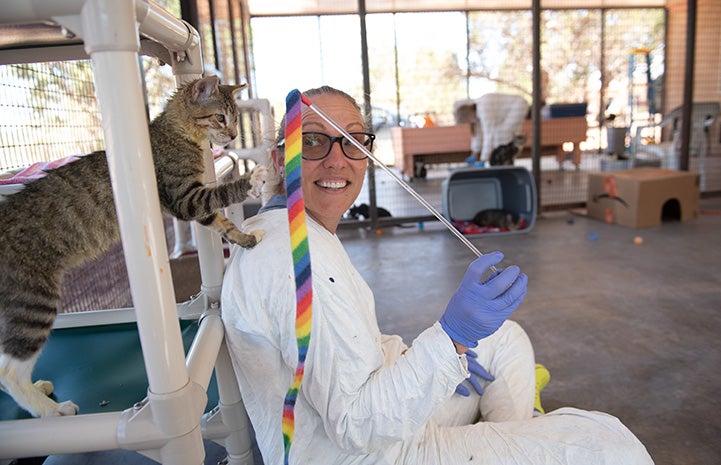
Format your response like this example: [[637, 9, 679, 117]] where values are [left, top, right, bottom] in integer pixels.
[[0, 319, 219, 421]]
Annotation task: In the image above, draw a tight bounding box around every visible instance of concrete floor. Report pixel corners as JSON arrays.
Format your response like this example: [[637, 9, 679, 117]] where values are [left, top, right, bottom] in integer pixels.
[[16, 196, 721, 465], [338, 195, 721, 465]]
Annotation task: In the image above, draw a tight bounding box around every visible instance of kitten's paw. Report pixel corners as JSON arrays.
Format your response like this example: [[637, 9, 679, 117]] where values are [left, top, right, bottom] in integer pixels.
[[53, 400, 80, 416], [250, 229, 264, 244], [34, 379, 54, 396], [226, 229, 264, 249], [249, 165, 268, 198]]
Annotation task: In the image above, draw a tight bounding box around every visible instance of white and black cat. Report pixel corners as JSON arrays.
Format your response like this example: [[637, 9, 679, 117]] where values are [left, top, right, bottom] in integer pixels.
[[0, 76, 265, 417]]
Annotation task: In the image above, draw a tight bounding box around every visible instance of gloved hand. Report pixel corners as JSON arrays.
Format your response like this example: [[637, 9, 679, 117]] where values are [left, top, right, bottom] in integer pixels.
[[440, 251, 527, 348], [455, 349, 494, 396]]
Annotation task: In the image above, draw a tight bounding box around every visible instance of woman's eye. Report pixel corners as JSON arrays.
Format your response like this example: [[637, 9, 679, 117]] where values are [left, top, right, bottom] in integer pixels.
[[304, 136, 321, 146], [215, 114, 226, 124]]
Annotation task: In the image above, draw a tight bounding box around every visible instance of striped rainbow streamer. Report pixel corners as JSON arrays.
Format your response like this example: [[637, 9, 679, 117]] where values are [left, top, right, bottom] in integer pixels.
[[282, 89, 312, 464]]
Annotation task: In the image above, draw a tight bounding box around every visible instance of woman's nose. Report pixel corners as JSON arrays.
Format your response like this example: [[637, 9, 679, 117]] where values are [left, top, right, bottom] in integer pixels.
[[324, 139, 346, 164]]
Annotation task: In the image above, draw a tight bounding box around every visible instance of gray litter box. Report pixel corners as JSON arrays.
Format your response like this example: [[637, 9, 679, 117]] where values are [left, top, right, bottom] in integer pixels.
[[441, 166, 536, 236]]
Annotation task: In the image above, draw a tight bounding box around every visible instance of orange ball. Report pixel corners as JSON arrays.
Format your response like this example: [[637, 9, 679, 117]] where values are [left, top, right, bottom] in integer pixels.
[[634, 236, 643, 245]]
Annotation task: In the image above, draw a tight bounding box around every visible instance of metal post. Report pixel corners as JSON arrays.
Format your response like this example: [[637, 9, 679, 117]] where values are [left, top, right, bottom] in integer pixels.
[[679, 0, 697, 172]]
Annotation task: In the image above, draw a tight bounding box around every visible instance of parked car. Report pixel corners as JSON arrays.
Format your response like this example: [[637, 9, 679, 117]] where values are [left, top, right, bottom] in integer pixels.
[[371, 106, 409, 132]]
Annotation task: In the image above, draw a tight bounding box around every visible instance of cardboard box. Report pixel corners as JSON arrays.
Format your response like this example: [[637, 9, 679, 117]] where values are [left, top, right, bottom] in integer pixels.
[[587, 168, 699, 228]]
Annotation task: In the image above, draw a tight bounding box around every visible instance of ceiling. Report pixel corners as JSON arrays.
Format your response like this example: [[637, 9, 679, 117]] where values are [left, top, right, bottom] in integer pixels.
[[246, 0, 666, 16]]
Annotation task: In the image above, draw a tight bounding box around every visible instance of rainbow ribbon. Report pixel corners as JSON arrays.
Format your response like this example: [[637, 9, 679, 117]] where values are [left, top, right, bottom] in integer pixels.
[[282, 89, 312, 464]]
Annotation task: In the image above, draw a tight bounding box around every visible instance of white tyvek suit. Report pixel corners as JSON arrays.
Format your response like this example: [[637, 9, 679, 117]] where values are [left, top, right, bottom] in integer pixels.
[[221, 207, 653, 465]]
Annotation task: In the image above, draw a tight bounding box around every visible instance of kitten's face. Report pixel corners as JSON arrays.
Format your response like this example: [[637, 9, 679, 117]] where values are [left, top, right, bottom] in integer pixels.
[[203, 88, 241, 147], [188, 78, 245, 147]]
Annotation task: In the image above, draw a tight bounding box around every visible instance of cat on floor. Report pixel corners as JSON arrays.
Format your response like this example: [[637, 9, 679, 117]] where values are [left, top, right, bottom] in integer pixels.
[[348, 203, 392, 220], [0, 75, 265, 417]]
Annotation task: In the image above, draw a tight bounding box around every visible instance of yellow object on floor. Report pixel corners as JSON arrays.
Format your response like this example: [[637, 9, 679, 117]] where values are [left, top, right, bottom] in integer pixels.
[[534, 363, 550, 415]]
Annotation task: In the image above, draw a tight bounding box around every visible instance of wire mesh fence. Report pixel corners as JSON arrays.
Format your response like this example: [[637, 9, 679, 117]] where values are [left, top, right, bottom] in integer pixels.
[[1, 3, 719, 310]]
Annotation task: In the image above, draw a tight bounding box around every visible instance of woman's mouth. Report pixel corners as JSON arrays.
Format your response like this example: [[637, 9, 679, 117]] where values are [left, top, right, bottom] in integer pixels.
[[316, 179, 349, 190]]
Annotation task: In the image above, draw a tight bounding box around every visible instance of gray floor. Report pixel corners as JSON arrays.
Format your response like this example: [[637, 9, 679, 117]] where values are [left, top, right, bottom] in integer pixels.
[[338, 195, 721, 465], [18, 196, 721, 465]]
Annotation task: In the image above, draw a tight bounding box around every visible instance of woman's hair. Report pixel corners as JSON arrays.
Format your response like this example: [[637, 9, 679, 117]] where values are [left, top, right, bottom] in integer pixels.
[[263, 86, 369, 202], [274, 86, 367, 144]]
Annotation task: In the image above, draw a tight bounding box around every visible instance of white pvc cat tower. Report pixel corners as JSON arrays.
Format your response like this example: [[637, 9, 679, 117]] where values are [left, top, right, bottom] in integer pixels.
[[0, 1, 259, 464]]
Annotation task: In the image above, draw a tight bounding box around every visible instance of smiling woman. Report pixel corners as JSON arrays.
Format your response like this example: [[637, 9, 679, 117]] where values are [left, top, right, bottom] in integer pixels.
[[220, 85, 653, 465], [275, 87, 370, 233]]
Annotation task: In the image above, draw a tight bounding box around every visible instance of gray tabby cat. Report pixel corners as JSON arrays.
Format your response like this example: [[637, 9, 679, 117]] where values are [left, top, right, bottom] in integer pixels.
[[472, 209, 522, 230], [0, 75, 265, 417]]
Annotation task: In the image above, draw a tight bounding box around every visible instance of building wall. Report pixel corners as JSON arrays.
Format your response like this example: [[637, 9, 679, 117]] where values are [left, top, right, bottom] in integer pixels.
[[665, 0, 721, 109]]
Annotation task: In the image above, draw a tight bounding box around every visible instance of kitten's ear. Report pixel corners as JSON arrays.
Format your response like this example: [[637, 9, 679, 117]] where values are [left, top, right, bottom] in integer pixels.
[[231, 83, 248, 101], [192, 75, 220, 102]]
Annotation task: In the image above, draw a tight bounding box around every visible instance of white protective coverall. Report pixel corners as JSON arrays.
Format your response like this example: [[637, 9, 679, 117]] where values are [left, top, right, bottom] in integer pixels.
[[221, 206, 654, 465]]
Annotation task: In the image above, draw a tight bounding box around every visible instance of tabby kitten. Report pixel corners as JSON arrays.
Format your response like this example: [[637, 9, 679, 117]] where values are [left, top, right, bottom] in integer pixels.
[[0, 75, 265, 417]]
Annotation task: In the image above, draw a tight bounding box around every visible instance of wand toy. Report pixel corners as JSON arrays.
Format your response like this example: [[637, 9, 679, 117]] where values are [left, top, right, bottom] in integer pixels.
[[282, 89, 313, 464], [299, 94, 496, 272]]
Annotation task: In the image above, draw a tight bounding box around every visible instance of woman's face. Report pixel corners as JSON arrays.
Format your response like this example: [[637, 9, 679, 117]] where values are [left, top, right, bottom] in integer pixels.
[[299, 93, 368, 233]]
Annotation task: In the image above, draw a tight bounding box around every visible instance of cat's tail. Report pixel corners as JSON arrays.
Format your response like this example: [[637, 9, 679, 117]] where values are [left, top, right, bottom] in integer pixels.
[[0, 288, 58, 361]]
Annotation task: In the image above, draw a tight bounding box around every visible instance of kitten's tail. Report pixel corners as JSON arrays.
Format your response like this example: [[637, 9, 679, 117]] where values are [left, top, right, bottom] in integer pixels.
[[1, 281, 58, 361]]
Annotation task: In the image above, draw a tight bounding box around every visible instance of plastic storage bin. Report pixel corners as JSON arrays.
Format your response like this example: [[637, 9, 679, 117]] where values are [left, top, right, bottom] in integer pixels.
[[547, 102, 587, 118], [442, 166, 536, 236]]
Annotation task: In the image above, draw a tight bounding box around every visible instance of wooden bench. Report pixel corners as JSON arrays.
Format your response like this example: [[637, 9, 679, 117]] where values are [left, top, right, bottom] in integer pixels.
[[391, 117, 588, 179], [391, 124, 472, 179], [517, 116, 588, 168]]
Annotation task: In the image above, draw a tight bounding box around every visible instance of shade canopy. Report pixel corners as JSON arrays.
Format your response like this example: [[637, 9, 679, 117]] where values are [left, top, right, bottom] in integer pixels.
[[247, 0, 666, 16]]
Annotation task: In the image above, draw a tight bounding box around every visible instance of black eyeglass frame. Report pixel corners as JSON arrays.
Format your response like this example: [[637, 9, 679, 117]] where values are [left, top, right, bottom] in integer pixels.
[[286, 131, 375, 161]]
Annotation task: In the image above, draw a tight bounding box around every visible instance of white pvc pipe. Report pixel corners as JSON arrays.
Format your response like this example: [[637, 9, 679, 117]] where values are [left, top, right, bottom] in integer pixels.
[[186, 311, 225, 392], [0, 412, 121, 458], [233, 98, 275, 165], [135, 0, 199, 53], [3, 0, 86, 23], [192, 143, 226, 305], [213, 339, 254, 465], [82, 0, 188, 400], [214, 151, 238, 179], [3, 1, 195, 53]]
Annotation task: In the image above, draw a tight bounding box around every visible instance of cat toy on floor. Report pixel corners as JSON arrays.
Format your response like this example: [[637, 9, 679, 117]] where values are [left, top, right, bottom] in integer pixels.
[[282, 89, 313, 464], [299, 94, 495, 271]]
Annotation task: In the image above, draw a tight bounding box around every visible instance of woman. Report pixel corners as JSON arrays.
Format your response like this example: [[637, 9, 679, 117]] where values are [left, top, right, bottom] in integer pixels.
[[221, 86, 653, 464]]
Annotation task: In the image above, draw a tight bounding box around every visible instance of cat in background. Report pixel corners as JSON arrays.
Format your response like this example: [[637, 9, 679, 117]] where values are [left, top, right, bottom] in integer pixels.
[[348, 203, 392, 220], [472, 208, 523, 230], [0, 75, 265, 417], [347, 203, 415, 229], [489, 134, 526, 166]]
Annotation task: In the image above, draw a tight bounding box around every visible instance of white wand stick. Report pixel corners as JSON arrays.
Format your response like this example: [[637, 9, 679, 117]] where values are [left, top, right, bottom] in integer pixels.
[[301, 94, 493, 265]]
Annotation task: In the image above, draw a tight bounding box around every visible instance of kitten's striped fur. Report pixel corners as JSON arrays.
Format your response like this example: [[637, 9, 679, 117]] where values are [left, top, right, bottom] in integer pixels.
[[0, 75, 265, 417]]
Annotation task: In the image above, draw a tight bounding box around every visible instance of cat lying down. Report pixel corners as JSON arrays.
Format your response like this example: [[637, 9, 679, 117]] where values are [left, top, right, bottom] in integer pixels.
[[451, 209, 527, 235]]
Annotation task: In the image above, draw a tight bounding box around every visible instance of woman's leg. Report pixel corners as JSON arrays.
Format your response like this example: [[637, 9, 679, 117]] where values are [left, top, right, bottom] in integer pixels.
[[475, 319, 535, 422], [430, 320, 535, 427], [402, 408, 653, 465]]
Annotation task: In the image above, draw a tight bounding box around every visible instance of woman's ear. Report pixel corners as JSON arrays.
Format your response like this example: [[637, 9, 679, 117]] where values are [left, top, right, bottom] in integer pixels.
[[270, 147, 284, 175]]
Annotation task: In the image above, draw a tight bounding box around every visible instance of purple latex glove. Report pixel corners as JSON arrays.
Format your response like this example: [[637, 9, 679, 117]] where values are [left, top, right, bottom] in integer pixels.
[[440, 252, 528, 348], [455, 349, 494, 396]]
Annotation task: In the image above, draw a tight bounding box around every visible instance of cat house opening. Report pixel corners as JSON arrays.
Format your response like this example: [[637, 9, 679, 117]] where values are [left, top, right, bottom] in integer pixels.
[[661, 198, 682, 222]]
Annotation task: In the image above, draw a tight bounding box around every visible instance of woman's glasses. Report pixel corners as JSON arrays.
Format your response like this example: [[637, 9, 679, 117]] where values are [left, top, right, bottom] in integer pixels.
[[300, 132, 375, 161]]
